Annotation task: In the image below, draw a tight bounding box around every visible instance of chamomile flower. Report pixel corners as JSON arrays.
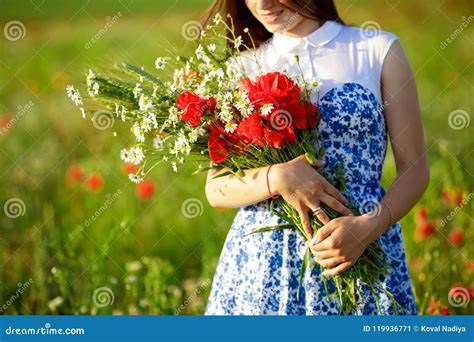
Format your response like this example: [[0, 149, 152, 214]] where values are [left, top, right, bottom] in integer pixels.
[[213, 13, 222, 25], [260, 103, 274, 117], [66, 85, 83, 106], [133, 83, 142, 99], [224, 121, 238, 133], [138, 94, 153, 111], [234, 36, 243, 49], [120, 146, 145, 165], [133, 122, 145, 142], [129, 173, 144, 184], [155, 57, 167, 70], [311, 77, 323, 91], [88, 82, 99, 97], [208, 43, 216, 52]]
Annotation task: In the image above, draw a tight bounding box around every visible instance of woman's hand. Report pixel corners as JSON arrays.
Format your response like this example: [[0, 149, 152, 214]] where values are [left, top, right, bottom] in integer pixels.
[[270, 154, 353, 239], [306, 214, 386, 276]]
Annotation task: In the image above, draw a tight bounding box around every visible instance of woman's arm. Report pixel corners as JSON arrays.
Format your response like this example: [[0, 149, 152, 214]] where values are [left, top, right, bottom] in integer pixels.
[[205, 155, 353, 238], [308, 40, 430, 276]]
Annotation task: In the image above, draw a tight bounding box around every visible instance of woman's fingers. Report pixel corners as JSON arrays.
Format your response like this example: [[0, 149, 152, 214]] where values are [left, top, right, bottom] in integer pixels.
[[322, 261, 353, 276], [311, 249, 340, 260], [320, 192, 353, 216], [315, 256, 346, 268], [296, 206, 313, 239], [322, 182, 349, 206], [306, 201, 330, 225]]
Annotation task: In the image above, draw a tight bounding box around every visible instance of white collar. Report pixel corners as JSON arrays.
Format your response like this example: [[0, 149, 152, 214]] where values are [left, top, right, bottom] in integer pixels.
[[272, 20, 342, 53]]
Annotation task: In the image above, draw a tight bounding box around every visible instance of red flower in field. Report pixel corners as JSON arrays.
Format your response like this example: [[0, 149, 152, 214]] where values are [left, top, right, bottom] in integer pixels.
[[208, 124, 230, 164], [136, 179, 155, 200], [86, 173, 103, 192], [455, 192, 464, 206], [467, 260, 474, 272], [439, 307, 451, 315], [415, 221, 435, 241], [0, 113, 13, 132], [176, 92, 216, 127], [123, 162, 139, 175], [236, 114, 264, 147], [448, 228, 464, 246], [426, 299, 451, 315], [441, 189, 453, 205], [415, 206, 429, 222], [67, 164, 85, 184]]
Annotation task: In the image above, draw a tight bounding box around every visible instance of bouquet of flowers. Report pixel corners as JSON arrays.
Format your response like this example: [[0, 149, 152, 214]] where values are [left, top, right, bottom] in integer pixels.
[[66, 13, 402, 314]]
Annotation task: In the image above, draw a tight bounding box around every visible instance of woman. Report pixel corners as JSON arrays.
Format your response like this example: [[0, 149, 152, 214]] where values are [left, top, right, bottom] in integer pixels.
[[203, 0, 429, 315]]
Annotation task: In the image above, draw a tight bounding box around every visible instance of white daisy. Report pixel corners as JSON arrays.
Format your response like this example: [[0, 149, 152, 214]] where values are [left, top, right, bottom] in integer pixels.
[[260, 103, 274, 117], [66, 85, 83, 106], [155, 57, 167, 70]]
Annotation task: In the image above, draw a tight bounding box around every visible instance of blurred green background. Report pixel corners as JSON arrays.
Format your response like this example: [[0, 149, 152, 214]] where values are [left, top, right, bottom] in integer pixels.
[[0, 0, 472, 315]]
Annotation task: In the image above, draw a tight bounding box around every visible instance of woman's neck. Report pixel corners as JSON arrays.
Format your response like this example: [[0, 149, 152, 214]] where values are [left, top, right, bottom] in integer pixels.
[[281, 18, 323, 38]]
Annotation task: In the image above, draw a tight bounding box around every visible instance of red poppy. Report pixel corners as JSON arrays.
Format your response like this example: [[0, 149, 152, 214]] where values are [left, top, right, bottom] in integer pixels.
[[304, 101, 320, 129], [448, 228, 464, 246], [235, 114, 264, 147], [67, 164, 84, 184], [415, 206, 429, 222], [86, 173, 103, 192], [123, 162, 139, 175], [176, 92, 216, 127], [136, 179, 155, 200], [441, 189, 453, 205], [208, 124, 229, 164], [467, 260, 474, 272], [455, 192, 464, 206], [415, 221, 435, 241]]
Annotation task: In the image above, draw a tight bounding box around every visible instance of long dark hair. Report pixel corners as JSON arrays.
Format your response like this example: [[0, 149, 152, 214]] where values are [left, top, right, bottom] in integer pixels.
[[202, 0, 344, 49]]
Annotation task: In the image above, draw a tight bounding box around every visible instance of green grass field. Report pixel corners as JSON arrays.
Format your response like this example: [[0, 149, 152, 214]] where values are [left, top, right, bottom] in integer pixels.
[[0, 0, 472, 315]]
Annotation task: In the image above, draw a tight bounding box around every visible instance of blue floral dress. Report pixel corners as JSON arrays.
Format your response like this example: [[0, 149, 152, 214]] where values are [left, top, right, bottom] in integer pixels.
[[205, 22, 418, 315]]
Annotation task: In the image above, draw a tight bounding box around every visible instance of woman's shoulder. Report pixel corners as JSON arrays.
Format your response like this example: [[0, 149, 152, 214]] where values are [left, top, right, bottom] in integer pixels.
[[340, 23, 399, 63]]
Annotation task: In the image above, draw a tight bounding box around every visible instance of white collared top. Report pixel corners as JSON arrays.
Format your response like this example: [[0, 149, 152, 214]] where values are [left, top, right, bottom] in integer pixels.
[[236, 20, 398, 104]]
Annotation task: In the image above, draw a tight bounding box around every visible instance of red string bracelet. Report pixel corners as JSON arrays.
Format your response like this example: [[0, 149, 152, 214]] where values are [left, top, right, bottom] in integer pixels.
[[266, 164, 280, 199]]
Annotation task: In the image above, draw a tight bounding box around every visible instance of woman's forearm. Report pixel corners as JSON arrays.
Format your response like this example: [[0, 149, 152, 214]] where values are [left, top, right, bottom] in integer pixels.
[[367, 159, 430, 240], [205, 165, 275, 208]]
